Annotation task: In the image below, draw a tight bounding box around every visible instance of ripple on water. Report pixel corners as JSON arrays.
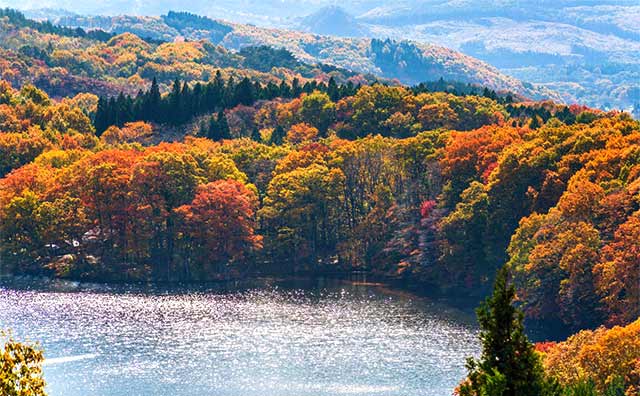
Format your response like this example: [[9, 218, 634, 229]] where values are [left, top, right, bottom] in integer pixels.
[[0, 279, 479, 396]]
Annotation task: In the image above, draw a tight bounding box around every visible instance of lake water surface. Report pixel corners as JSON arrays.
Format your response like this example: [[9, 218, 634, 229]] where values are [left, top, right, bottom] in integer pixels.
[[0, 277, 479, 396]]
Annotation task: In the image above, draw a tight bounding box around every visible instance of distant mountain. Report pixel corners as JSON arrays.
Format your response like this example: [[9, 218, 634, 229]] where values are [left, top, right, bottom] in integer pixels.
[[39, 11, 557, 101], [11, 0, 638, 110], [298, 6, 369, 37], [0, 9, 373, 99], [359, 1, 640, 110], [359, 0, 640, 35], [19, 7, 77, 20], [12, 0, 386, 26]]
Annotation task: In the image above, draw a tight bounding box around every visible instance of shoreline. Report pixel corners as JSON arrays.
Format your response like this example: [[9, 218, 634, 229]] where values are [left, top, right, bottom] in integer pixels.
[[0, 271, 570, 341], [0, 270, 480, 301], [0, 270, 483, 310]]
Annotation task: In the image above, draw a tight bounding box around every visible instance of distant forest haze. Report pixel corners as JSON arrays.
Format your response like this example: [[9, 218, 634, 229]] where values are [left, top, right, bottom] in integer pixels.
[[4, 0, 639, 113]]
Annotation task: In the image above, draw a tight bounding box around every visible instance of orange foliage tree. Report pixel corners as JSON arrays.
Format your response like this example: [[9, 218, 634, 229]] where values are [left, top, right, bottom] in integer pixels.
[[174, 179, 262, 278], [286, 122, 319, 145], [541, 319, 640, 395]]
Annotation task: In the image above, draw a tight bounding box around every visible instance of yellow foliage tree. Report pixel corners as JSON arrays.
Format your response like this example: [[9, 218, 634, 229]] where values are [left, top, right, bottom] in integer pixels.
[[0, 332, 47, 396], [541, 319, 640, 395]]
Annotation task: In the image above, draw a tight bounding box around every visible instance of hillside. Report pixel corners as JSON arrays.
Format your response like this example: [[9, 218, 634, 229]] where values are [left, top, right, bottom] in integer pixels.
[[223, 24, 556, 101], [29, 11, 558, 101], [9, 1, 638, 111], [0, 9, 376, 99], [358, 1, 640, 112]]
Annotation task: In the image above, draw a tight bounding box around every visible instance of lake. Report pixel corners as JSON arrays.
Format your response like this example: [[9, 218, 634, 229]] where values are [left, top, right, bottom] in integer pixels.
[[0, 277, 479, 396]]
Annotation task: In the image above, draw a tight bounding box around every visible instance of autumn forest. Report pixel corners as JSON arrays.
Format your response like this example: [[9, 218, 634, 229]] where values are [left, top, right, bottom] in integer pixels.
[[0, 7, 638, 396]]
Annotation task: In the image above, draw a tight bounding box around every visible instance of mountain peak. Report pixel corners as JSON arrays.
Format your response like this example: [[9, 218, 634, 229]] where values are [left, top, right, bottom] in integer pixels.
[[299, 5, 368, 38]]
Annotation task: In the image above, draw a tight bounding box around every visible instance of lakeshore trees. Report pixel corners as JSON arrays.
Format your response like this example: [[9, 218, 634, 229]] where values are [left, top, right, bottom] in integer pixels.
[[0, 8, 637, 394], [0, 78, 638, 332]]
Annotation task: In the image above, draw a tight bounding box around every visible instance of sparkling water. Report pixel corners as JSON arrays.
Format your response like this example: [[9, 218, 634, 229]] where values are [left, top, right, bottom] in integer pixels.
[[0, 278, 479, 396]]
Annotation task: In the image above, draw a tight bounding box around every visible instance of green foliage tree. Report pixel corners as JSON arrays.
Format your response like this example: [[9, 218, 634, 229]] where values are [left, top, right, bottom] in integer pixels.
[[299, 90, 335, 136], [439, 182, 489, 288], [260, 163, 345, 265], [459, 267, 562, 396]]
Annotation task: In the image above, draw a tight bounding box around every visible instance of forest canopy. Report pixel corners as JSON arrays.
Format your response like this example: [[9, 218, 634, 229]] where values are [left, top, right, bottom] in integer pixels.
[[0, 75, 637, 334]]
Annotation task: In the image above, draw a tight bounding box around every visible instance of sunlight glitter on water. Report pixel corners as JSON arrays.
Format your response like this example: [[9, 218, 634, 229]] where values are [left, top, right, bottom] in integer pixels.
[[0, 279, 479, 396]]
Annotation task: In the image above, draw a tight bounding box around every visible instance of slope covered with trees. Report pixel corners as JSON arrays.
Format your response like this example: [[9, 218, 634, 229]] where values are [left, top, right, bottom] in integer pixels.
[[0, 75, 637, 335], [14, 0, 640, 111], [0, 9, 370, 100], [33, 10, 556, 101]]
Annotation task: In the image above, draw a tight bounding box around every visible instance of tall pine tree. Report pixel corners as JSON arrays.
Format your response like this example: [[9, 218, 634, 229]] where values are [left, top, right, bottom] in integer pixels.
[[459, 267, 562, 396], [327, 77, 339, 101], [144, 77, 161, 122], [235, 77, 255, 106], [169, 79, 182, 125], [94, 96, 109, 135], [270, 125, 285, 145], [217, 110, 230, 140]]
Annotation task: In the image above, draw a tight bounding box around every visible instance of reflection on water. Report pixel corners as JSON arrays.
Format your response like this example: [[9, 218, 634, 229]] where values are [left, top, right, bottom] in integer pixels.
[[0, 277, 479, 396]]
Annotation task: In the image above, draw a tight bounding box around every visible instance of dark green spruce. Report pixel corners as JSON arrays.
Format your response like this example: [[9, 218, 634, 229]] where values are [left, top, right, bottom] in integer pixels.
[[459, 267, 562, 396]]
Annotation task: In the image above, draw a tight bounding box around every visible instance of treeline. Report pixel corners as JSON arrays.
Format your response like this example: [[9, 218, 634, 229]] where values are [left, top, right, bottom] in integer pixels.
[[162, 11, 231, 43], [505, 102, 598, 127], [94, 75, 509, 136], [94, 74, 359, 134], [411, 78, 512, 102], [163, 10, 231, 33]]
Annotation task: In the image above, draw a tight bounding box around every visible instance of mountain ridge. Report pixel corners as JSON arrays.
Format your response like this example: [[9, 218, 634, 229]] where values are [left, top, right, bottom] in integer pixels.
[[26, 10, 559, 102], [10, 0, 636, 111]]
